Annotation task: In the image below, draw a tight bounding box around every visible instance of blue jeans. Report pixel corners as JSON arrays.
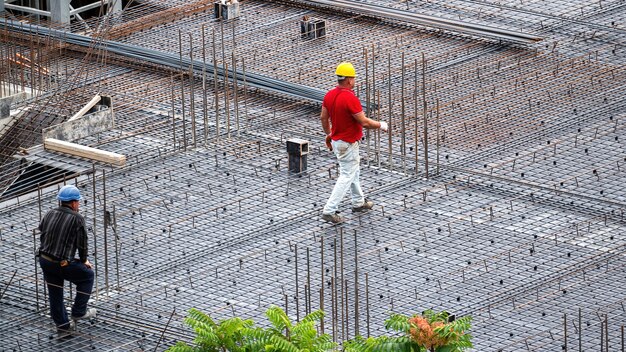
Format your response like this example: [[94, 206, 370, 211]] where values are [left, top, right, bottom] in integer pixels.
[[39, 257, 94, 329], [323, 140, 365, 214]]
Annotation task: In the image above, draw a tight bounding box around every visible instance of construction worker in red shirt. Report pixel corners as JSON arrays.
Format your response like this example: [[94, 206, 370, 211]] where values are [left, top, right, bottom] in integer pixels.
[[320, 62, 388, 224]]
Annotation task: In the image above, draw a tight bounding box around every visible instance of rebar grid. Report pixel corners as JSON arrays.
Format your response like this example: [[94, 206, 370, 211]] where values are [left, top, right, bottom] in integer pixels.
[[1, 0, 626, 351]]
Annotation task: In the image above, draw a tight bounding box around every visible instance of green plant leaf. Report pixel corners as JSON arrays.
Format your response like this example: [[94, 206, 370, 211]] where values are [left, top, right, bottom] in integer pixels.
[[383, 313, 411, 333], [266, 305, 292, 332]]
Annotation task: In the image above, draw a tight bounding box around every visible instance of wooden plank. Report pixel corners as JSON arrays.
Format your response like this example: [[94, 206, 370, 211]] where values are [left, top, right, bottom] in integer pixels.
[[43, 138, 126, 166]]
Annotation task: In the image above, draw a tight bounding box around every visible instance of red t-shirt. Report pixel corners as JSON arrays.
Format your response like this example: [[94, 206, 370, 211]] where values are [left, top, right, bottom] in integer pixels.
[[322, 86, 363, 143]]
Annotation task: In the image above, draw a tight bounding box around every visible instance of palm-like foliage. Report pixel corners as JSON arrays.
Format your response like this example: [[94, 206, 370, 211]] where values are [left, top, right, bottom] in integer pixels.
[[345, 311, 472, 352], [166, 308, 257, 352], [258, 305, 336, 352], [167, 306, 335, 352]]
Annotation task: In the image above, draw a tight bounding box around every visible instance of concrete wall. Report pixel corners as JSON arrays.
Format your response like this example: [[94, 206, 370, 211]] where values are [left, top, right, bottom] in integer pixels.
[[0, 92, 28, 118], [42, 108, 114, 142]]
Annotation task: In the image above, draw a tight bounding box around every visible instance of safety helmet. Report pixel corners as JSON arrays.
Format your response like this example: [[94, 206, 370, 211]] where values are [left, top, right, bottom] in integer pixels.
[[335, 62, 356, 78], [57, 185, 82, 202]]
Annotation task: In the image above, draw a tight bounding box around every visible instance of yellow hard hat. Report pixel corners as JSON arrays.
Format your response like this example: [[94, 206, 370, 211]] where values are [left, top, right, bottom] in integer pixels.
[[335, 62, 356, 78]]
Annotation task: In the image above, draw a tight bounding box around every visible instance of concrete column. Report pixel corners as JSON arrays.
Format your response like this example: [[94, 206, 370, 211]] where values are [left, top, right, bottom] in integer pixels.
[[50, 0, 71, 24], [109, 0, 122, 14], [0, 0, 5, 13]]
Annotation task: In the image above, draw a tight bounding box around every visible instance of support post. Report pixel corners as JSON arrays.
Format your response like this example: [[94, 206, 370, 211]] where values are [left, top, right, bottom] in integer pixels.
[[50, 0, 71, 24], [109, 0, 122, 14]]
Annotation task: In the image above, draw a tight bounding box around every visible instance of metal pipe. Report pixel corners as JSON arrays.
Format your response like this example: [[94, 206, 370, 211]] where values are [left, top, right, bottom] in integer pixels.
[[69, 0, 110, 16], [297, 0, 542, 43]]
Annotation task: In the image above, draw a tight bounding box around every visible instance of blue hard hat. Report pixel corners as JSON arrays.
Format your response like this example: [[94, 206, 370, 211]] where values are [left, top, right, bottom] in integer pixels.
[[57, 185, 82, 201]]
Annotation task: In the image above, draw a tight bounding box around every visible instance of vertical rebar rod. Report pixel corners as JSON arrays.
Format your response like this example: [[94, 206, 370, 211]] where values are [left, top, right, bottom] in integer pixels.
[[231, 51, 240, 136], [231, 25, 240, 136], [319, 288, 324, 333], [400, 51, 406, 174], [112, 205, 121, 291], [212, 28, 220, 141], [434, 100, 440, 177], [364, 47, 370, 166], [224, 61, 231, 139], [37, 185, 42, 223], [178, 30, 187, 151], [377, 90, 381, 169], [622, 325, 626, 352], [353, 229, 359, 336], [170, 75, 177, 149], [241, 57, 250, 132], [579, 308, 582, 352], [295, 244, 300, 322], [331, 276, 336, 342], [188, 33, 196, 149], [320, 236, 325, 334], [601, 320, 604, 350], [304, 284, 309, 315], [414, 58, 419, 175], [605, 315, 609, 352], [344, 278, 349, 340], [333, 237, 338, 341], [102, 169, 109, 295], [387, 52, 393, 171], [220, 21, 231, 139], [33, 229, 39, 311], [201, 24, 208, 147], [564, 313, 568, 351], [372, 44, 378, 166], [306, 247, 311, 315], [422, 52, 429, 178], [340, 231, 345, 340], [365, 272, 370, 337], [91, 165, 98, 299]]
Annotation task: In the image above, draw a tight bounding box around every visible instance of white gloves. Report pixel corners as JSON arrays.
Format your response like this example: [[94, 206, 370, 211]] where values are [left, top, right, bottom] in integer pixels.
[[379, 121, 388, 132]]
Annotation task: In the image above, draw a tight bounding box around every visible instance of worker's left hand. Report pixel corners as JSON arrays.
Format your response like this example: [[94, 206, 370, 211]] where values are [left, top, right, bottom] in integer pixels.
[[325, 135, 333, 151], [379, 121, 388, 132]]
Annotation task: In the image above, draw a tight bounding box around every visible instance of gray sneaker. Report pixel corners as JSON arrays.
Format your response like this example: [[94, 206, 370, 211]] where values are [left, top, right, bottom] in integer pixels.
[[72, 308, 97, 321], [322, 212, 344, 224], [352, 199, 374, 213]]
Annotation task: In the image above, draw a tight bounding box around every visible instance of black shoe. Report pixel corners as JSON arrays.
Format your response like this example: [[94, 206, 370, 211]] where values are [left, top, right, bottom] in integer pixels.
[[352, 199, 374, 213], [56, 321, 75, 338], [321, 212, 344, 224]]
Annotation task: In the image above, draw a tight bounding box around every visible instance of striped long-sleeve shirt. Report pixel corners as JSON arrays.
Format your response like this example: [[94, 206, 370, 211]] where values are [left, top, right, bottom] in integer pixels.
[[39, 205, 89, 263]]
